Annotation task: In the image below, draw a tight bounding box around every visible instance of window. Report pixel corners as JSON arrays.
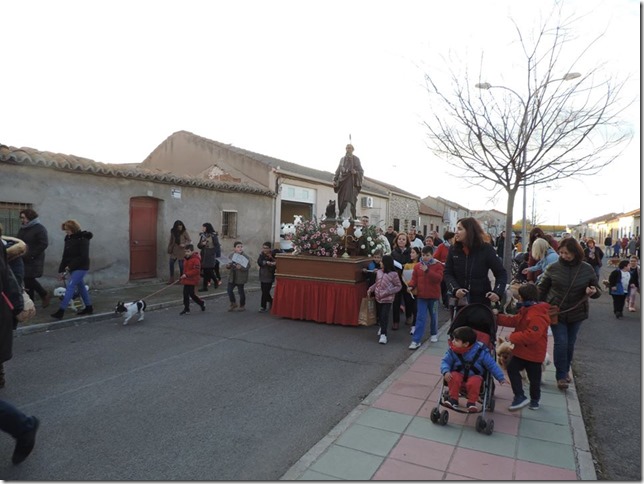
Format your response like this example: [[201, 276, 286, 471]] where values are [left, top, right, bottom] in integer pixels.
[[0, 202, 31, 236], [221, 211, 237, 238], [393, 218, 400, 232]]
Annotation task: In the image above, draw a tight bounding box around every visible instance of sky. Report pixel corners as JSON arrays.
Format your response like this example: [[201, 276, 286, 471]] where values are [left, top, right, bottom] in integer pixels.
[[2, 0, 640, 226]]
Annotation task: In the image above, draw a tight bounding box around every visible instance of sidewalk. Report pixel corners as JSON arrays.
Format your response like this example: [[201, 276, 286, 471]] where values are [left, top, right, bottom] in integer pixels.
[[281, 324, 596, 481], [17, 282, 596, 480]]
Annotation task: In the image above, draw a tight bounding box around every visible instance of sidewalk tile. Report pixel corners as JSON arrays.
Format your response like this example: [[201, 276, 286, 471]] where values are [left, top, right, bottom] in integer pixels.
[[397, 369, 438, 385], [298, 469, 340, 480], [457, 425, 518, 458], [536, 390, 568, 408], [515, 459, 578, 480], [408, 359, 443, 376], [390, 435, 456, 470], [485, 412, 520, 436], [519, 418, 573, 445], [447, 447, 516, 480], [405, 416, 462, 445], [520, 403, 569, 425], [309, 445, 384, 480], [517, 437, 576, 470], [354, 407, 413, 433], [334, 424, 401, 457], [444, 472, 476, 479], [372, 457, 445, 480], [371, 392, 425, 416], [387, 380, 433, 399]]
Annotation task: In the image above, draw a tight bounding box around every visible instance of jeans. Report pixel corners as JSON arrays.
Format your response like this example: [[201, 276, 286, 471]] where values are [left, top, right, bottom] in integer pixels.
[[260, 282, 274, 309], [376, 301, 392, 336], [0, 399, 37, 439], [413, 298, 438, 344], [507, 356, 542, 402], [593, 265, 601, 280], [59, 270, 91, 310], [182, 285, 203, 310], [550, 320, 582, 380], [227, 283, 246, 307], [169, 258, 184, 278]]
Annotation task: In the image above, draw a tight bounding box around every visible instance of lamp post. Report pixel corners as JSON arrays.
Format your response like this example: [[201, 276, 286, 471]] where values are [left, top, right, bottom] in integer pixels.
[[475, 72, 581, 248]]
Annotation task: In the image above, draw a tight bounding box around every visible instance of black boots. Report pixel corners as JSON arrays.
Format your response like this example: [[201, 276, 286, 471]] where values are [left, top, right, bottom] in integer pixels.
[[77, 305, 93, 315], [51, 309, 65, 319]]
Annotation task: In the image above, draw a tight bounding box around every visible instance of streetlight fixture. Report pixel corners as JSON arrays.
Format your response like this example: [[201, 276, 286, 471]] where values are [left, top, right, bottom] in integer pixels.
[[475, 72, 581, 249]]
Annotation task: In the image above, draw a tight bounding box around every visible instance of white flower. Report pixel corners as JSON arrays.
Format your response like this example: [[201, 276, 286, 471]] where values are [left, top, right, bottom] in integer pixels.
[[361, 244, 366, 249], [370, 241, 375, 246], [367, 236, 372, 241]]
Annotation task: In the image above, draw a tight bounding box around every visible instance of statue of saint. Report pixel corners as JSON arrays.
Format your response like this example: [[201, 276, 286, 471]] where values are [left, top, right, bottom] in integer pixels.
[[333, 144, 364, 220]]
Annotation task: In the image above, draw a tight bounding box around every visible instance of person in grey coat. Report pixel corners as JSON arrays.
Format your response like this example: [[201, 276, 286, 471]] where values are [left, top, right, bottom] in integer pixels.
[[537, 237, 601, 390], [17, 209, 50, 308]]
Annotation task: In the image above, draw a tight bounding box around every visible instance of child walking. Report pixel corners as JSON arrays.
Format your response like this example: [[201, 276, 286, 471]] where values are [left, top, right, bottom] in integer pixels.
[[402, 247, 420, 332], [362, 248, 383, 288], [627, 256, 640, 312], [406, 245, 444, 349], [495, 284, 550, 411], [257, 241, 278, 312], [226, 241, 250, 312], [609, 259, 631, 318], [440, 326, 506, 412], [367, 254, 402, 345], [179, 244, 205, 315]]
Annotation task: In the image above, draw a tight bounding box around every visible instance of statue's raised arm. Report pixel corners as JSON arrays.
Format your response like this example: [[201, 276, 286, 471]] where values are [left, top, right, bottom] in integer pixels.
[[333, 144, 364, 221]]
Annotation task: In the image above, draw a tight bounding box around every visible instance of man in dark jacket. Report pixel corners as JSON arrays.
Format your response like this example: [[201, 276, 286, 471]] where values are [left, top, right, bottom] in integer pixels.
[[0, 243, 40, 464], [17, 209, 50, 308]]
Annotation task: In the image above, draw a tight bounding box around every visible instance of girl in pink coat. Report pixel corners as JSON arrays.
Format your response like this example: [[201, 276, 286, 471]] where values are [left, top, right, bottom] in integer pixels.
[[367, 255, 402, 345]]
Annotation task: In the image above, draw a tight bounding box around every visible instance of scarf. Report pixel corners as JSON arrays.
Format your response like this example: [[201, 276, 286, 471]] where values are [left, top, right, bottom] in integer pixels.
[[448, 339, 471, 355], [515, 300, 538, 310], [22, 217, 41, 229]]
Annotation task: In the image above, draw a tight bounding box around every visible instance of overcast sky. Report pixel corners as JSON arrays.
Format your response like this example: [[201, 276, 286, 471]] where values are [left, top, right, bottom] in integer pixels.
[[2, 0, 639, 226]]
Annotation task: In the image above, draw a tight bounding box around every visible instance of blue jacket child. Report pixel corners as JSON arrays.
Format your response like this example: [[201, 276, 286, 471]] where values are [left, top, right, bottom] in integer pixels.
[[440, 326, 506, 411]]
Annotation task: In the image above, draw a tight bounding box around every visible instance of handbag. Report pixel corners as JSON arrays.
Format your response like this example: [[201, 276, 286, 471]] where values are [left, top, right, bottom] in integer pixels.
[[358, 296, 377, 326]]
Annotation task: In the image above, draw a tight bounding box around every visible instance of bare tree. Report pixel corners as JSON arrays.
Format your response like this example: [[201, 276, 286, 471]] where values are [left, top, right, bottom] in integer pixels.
[[422, 5, 632, 277]]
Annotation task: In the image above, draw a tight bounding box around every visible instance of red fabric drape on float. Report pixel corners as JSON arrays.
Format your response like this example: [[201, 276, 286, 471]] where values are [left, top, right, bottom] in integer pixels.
[[271, 279, 367, 326]]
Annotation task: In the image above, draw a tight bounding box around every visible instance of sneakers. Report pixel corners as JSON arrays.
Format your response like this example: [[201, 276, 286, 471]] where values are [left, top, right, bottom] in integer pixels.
[[12, 417, 39, 465], [228, 303, 238, 312], [443, 397, 458, 410], [409, 326, 415, 335], [377, 327, 382, 336], [259, 307, 267, 313], [629, 307, 636, 312], [466, 401, 478, 412], [179, 309, 190, 315], [508, 396, 530, 411], [529, 400, 540, 410], [408, 341, 421, 350], [430, 335, 438, 343], [378, 334, 388, 344]]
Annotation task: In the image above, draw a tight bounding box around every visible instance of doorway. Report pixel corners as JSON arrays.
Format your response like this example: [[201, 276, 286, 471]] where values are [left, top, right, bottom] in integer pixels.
[[129, 197, 158, 279]]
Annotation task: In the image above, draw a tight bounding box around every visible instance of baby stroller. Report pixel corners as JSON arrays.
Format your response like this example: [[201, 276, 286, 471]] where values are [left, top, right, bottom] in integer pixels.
[[430, 303, 498, 435]]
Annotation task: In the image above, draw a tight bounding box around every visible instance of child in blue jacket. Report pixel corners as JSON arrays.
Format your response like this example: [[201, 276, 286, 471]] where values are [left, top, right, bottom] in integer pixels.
[[440, 326, 506, 412]]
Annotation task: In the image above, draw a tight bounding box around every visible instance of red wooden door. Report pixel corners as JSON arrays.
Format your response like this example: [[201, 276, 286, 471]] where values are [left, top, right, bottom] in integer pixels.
[[129, 197, 158, 279]]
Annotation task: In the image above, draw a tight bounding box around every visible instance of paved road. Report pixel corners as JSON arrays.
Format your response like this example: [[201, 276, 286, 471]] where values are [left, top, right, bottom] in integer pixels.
[[0, 290, 443, 480], [573, 268, 641, 481]]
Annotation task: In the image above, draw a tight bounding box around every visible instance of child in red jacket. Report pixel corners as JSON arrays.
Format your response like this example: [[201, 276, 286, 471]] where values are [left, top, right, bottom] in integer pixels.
[[180, 245, 205, 315], [406, 245, 444, 349], [496, 283, 550, 411]]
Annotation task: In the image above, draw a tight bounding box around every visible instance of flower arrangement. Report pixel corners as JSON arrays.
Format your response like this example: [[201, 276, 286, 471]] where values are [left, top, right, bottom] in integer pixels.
[[291, 217, 343, 257], [356, 224, 387, 256]]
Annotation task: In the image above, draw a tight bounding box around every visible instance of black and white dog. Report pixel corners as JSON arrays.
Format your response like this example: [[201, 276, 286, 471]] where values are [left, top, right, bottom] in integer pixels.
[[114, 300, 147, 325]]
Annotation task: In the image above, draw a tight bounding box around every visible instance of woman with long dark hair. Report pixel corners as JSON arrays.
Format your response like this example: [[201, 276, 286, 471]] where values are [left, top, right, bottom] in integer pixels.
[[167, 220, 191, 284], [538, 237, 601, 389], [443, 217, 507, 310], [390, 232, 412, 331], [197, 222, 221, 291]]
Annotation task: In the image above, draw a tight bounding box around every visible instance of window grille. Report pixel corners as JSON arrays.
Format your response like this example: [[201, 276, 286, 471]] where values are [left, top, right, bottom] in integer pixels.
[[221, 211, 237, 238], [0, 202, 31, 236]]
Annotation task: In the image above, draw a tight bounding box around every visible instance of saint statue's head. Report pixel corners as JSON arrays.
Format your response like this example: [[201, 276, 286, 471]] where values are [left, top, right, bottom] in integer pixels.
[[345, 144, 354, 154]]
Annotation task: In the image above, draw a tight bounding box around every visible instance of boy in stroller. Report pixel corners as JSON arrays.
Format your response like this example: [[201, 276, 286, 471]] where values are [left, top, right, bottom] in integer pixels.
[[440, 326, 506, 412]]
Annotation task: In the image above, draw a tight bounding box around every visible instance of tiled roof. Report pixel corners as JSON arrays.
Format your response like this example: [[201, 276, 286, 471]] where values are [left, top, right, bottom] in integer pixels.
[[419, 203, 443, 217], [0, 144, 275, 196], [174, 131, 390, 197]]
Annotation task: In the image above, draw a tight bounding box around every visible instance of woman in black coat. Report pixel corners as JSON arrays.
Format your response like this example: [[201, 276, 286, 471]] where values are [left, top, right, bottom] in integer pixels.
[[17, 209, 50, 307], [50, 220, 93, 320], [390, 232, 413, 330], [444, 217, 507, 309]]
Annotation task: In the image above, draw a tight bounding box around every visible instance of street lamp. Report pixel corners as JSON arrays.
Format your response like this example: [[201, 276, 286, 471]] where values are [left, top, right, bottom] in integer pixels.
[[475, 72, 581, 247]]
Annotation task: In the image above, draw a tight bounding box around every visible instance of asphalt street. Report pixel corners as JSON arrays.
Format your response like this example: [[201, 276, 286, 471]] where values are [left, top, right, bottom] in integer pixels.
[[572, 265, 642, 481], [0, 289, 441, 480]]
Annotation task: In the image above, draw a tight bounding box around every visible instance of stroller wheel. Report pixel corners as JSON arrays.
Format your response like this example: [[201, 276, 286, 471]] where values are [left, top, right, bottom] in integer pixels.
[[485, 419, 494, 435], [440, 410, 449, 426], [475, 415, 486, 433], [430, 408, 440, 423]]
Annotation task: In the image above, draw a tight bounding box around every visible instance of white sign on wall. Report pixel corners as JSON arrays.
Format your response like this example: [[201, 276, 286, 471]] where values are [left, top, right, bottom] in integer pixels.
[[281, 184, 315, 203], [171, 187, 181, 199]]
